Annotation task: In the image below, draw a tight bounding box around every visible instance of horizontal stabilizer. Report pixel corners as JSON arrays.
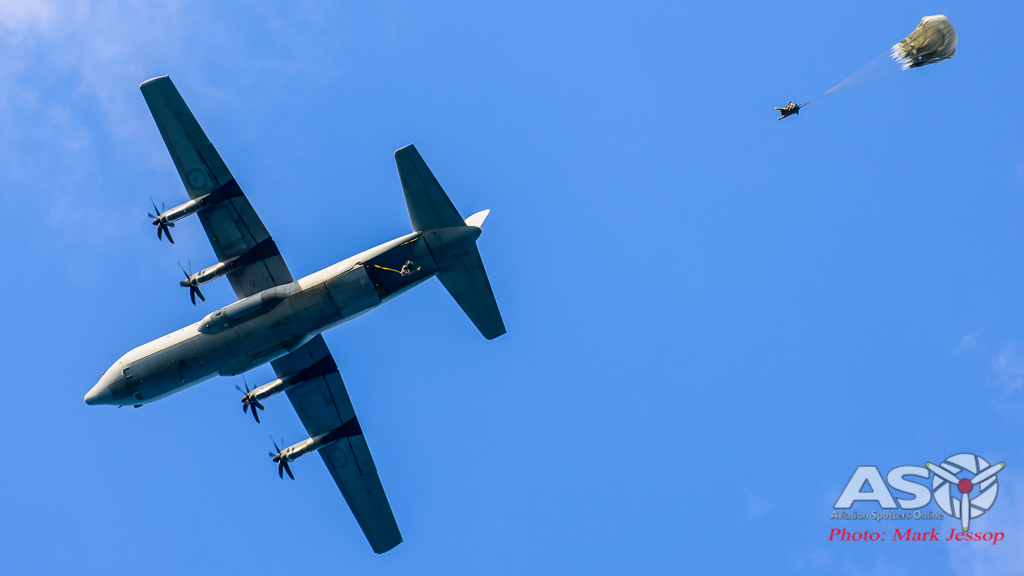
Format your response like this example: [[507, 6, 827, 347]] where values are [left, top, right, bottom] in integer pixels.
[[395, 145, 464, 231], [437, 247, 506, 340]]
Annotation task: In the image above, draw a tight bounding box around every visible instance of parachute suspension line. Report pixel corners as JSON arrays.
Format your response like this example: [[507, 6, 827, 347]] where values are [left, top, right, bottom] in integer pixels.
[[798, 51, 901, 109], [789, 16, 956, 114], [797, 94, 827, 109]]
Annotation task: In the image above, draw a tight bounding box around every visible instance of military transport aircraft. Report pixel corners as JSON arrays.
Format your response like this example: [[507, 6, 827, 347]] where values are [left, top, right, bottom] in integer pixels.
[[85, 76, 505, 554]]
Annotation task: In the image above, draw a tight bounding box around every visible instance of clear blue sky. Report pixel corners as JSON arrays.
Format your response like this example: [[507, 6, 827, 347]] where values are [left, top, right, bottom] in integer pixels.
[[1, 1, 1022, 574]]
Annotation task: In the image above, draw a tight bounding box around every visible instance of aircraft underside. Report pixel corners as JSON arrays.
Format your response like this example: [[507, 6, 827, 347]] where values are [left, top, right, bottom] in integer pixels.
[[87, 75, 505, 554]]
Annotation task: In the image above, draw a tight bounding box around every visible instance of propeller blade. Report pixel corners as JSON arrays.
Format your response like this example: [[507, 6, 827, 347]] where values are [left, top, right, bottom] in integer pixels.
[[278, 461, 285, 479], [163, 224, 174, 244], [961, 492, 971, 532], [235, 378, 263, 422], [157, 225, 164, 241], [238, 384, 251, 412], [972, 462, 1005, 486], [926, 462, 961, 485], [283, 461, 294, 480], [181, 262, 202, 305], [271, 436, 281, 453]]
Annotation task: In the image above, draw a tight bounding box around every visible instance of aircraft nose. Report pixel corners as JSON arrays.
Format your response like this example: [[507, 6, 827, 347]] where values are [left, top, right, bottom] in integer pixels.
[[84, 383, 113, 406]]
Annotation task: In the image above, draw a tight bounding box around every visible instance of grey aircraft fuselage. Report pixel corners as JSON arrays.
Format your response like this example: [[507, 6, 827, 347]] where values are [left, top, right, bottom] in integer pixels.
[[85, 224, 480, 407]]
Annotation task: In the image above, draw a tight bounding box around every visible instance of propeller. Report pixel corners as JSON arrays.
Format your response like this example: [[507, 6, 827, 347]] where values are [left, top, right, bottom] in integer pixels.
[[235, 378, 264, 423], [270, 437, 294, 480], [148, 198, 175, 244], [178, 261, 206, 305]]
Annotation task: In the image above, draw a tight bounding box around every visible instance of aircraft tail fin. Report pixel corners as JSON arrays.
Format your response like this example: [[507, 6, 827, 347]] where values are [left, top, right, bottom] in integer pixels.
[[394, 145, 463, 232], [394, 145, 506, 339]]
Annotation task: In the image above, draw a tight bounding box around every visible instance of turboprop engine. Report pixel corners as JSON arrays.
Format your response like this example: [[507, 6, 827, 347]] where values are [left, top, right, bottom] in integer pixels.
[[237, 356, 338, 423], [147, 180, 244, 244], [177, 237, 283, 305], [269, 417, 363, 479]]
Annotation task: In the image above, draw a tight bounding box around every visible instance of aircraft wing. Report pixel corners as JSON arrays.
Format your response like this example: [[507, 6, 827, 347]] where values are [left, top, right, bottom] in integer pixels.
[[140, 76, 292, 299], [142, 76, 401, 553], [272, 335, 403, 554]]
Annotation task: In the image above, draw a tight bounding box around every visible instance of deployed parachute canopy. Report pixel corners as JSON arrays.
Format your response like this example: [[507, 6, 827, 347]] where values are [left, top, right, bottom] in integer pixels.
[[891, 15, 958, 70], [777, 15, 958, 119]]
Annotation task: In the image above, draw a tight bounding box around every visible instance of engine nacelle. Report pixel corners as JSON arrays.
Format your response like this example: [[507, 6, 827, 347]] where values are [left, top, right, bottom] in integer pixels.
[[250, 376, 293, 402], [276, 436, 319, 463], [274, 417, 363, 463], [252, 354, 340, 404], [155, 179, 244, 225], [181, 237, 284, 291], [155, 195, 208, 225], [187, 260, 233, 288]]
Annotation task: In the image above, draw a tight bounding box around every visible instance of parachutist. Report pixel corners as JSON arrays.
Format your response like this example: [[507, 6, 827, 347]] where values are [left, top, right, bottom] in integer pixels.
[[775, 101, 800, 120], [399, 260, 420, 276]]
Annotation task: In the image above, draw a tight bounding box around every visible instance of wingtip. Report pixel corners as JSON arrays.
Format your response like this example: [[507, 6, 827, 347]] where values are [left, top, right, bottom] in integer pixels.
[[371, 538, 404, 554], [394, 144, 417, 158], [139, 75, 170, 89]]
